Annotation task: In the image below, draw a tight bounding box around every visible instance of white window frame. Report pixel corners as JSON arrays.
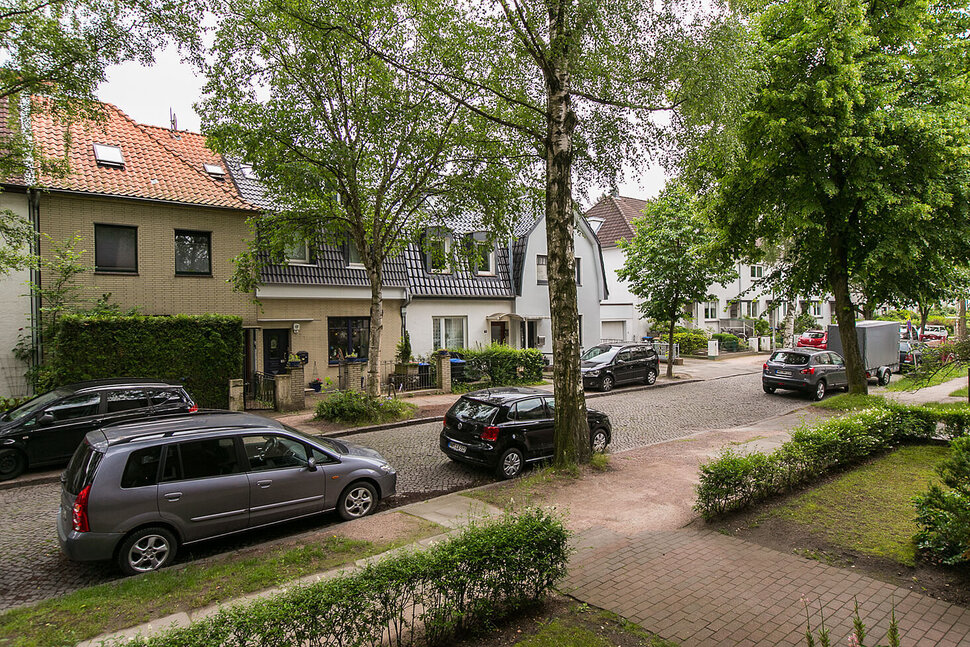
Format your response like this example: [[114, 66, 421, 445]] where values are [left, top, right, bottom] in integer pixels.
[[93, 143, 124, 168], [703, 301, 718, 320], [750, 265, 764, 279], [812, 301, 823, 317], [432, 316, 467, 349], [285, 242, 311, 265], [346, 239, 364, 269], [475, 242, 495, 276], [428, 237, 451, 274], [536, 254, 548, 283]]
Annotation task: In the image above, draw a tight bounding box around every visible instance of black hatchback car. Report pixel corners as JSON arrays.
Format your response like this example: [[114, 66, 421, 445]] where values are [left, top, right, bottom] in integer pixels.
[[0, 379, 196, 480], [581, 343, 660, 392], [440, 387, 612, 479], [762, 348, 848, 400]]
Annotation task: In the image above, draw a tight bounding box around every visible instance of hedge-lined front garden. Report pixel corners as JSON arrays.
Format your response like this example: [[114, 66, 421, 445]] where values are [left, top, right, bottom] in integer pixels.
[[48, 314, 243, 409], [694, 402, 970, 520], [118, 509, 569, 647], [450, 344, 544, 386]]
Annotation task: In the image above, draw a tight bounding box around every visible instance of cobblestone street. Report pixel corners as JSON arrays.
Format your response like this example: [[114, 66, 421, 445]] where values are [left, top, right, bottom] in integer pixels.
[[0, 369, 807, 610]]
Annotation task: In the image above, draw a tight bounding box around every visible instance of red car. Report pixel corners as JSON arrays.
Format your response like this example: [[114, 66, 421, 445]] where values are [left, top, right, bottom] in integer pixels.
[[796, 330, 828, 349]]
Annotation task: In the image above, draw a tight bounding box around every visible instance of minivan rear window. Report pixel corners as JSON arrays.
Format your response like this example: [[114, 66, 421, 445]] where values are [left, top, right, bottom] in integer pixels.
[[64, 441, 104, 496], [769, 351, 810, 365], [450, 398, 499, 424], [121, 446, 162, 488]]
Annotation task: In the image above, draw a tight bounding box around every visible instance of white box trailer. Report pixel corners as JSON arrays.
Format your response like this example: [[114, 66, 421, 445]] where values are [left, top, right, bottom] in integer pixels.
[[826, 320, 900, 382]]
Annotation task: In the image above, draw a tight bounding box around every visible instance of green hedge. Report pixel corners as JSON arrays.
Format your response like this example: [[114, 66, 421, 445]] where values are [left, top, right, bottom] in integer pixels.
[[449, 344, 544, 385], [672, 329, 709, 355], [121, 509, 569, 647], [314, 391, 416, 425], [694, 402, 970, 519], [914, 435, 970, 565], [48, 314, 243, 409], [711, 333, 743, 352]]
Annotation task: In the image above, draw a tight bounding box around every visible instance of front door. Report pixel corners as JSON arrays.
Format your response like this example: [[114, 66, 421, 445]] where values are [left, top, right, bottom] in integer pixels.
[[263, 329, 289, 375], [490, 322, 507, 345]]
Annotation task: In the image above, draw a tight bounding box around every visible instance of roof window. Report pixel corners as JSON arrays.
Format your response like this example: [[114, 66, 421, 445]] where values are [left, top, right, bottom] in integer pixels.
[[93, 144, 124, 168], [203, 163, 226, 178], [240, 164, 255, 179]]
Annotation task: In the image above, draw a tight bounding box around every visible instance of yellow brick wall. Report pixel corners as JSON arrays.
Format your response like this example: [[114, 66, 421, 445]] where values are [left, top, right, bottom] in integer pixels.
[[38, 193, 259, 324], [257, 298, 403, 381]]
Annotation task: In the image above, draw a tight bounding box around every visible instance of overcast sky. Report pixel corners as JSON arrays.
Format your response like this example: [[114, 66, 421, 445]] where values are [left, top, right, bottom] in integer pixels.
[[98, 47, 669, 206]]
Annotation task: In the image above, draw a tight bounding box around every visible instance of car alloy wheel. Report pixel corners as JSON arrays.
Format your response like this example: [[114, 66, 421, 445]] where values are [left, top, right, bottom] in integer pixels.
[[496, 447, 524, 479], [645, 369, 657, 386], [600, 375, 614, 392], [118, 527, 177, 575], [0, 449, 25, 481], [339, 482, 377, 520], [591, 429, 608, 453], [814, 380, 826, 401]]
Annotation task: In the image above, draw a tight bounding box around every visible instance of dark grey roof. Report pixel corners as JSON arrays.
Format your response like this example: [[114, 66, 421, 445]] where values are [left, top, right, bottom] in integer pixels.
[[403, 243, 514, 298], [260, 243, 408, 288], [224, 158, 276, 210]]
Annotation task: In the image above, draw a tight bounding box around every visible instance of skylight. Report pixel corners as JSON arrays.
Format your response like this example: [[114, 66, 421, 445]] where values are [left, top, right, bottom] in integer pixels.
[[203, 163, 226, 178], [93, 144, 124, 168], [240, 164, 255, 179]]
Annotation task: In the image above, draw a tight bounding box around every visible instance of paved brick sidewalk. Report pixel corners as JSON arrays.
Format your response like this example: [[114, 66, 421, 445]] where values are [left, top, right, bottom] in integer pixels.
[[564, 528, 970, 647]]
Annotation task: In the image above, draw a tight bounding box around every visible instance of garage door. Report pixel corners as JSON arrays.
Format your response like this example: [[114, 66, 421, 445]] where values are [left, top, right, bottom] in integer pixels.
[[601, 320, 626, 341]]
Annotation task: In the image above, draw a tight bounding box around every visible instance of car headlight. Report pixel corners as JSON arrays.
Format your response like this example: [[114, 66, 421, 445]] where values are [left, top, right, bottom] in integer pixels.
[[378, 463, 395, 474], [586, 369, 600, 377]]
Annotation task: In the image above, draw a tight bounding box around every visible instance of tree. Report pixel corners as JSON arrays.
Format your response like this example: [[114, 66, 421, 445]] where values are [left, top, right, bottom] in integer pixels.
[[617, 184, 736, 377], [711, 0, 970, 394], [0, 0, 199, 275], [337, 0, 755, 466], [200, 0, 525, 396]]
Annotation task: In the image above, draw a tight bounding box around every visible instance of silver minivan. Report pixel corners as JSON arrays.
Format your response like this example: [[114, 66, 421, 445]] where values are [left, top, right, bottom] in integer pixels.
[[58, 411, 397, 575]]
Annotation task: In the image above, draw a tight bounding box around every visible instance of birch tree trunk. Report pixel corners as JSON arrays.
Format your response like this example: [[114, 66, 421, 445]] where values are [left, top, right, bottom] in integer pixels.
[[366, 261, 384, 397], [958, 299, 966, 340], [546, 15, 590, 467]]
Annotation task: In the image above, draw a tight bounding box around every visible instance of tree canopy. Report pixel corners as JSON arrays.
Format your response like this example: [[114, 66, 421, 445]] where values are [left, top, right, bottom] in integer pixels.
[[711, 0, 970, 393]]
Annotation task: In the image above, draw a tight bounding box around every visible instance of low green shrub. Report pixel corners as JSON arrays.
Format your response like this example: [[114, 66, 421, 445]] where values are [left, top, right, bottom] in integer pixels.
[[694, 401, 968, 519], [0, 396, 28, 413], [449, 345, 544, 385], [121, 509, 569, 647], [672, 329, 708, 355], [711, 333, 743, 352], [913, 436, 970, 565], [314, 390, 416, 425]]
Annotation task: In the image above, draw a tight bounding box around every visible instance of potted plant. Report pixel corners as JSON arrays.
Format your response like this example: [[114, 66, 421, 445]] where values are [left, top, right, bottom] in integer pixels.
[[286, 352, 303, 368], [308, 378, 323, 392]]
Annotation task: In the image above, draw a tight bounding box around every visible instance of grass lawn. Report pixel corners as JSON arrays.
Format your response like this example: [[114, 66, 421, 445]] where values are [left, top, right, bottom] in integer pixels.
[[764, 444, 948, 566], [950, 386, 968, 398], [0, 520, 440, 647], [886, 363, 964, 392]]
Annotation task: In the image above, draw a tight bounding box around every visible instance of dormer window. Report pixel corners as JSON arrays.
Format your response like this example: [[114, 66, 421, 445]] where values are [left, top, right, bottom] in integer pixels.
[[346, 239, 364, 269], [93, 144, 124, 168], [204, 163, 226, 179], [285, 241, 310, 264], [475, 242, 495, 276], [239, 164, 256, 179], [427, 236, 450, 273]]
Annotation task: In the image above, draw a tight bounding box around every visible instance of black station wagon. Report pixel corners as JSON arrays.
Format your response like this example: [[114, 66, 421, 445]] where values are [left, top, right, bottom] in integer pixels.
[[0, 379, 196, 481], [440, 387, 612, 479]]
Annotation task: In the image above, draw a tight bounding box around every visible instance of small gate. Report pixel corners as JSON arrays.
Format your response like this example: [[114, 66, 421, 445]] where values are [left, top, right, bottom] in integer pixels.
[[244, 372, 276, 410]]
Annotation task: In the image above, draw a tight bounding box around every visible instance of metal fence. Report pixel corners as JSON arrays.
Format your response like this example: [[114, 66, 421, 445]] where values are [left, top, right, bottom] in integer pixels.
[[381, 361, 437, 395], [244, 371, 276, 410], [655, 341, 681, 361]]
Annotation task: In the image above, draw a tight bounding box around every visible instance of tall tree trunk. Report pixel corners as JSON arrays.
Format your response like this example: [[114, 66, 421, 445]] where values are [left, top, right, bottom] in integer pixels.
[[546, 22, 590, 468], [784, 300, 796, 346], [666, 318, 676, 379], [365, 262, 384, 397], [958, 299, 967, 340], [828, 238, 866, 394], [918, 303, 931, 336]]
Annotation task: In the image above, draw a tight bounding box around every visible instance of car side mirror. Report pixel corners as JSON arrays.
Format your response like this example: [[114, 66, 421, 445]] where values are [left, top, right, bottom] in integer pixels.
[[38, 413, 54, 426], [306, 457, 317, 472]]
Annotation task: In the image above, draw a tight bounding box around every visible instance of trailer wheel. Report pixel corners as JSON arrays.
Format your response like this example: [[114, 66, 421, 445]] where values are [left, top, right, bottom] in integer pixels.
[[878, 369, 891, 386]]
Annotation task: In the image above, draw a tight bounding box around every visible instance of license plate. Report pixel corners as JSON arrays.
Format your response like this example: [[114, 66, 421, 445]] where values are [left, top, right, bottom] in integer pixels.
[[448, 441, 466, 454], [776, 370, 792, 376]]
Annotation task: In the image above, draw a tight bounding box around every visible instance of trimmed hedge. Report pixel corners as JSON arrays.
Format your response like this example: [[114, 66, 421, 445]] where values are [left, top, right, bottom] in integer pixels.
[[914, 435, 970, 565], [48, 314, 243, 409], [672, 329, 708, 355], [694, 402, 970, 519], [711, 333, 743, 352], [450, 344, 544, 385], [314, 391, 416, 425], [120, 509, 569, 647]]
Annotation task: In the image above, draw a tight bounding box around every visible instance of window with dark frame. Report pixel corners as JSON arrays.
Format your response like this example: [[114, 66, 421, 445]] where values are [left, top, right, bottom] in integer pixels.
[[328, 317, 370, 363], [575, 257, 582, 285], [536, 254, 548, 283], [95, 224, 138, 273], [175, 230, 212, 275]]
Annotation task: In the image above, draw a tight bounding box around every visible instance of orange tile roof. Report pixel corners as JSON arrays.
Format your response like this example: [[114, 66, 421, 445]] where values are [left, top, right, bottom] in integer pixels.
[[31, 100, 255, 210]]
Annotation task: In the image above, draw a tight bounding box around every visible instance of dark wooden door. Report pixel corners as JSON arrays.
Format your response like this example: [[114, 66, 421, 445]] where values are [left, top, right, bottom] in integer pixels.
[[263, 329, 289, 375]]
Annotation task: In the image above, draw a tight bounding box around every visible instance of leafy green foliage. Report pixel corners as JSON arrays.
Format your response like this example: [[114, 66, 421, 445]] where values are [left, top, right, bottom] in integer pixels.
[[618, 184, 736, 376], [711, 333, 743, 352], [395, 332, 413, 364], [673, 329, 710, 356], [314, 391, 416, 425], [695, 402, 970, 519], [122, 509, 569, 647], [913, 436, 970, 565], [450, 345, 544, 387], [0, 396, 27, 413], [46, 314, 243, 408]]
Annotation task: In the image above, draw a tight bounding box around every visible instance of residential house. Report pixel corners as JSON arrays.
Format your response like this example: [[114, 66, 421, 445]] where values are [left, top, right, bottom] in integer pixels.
[[585, 194, 834, 340]]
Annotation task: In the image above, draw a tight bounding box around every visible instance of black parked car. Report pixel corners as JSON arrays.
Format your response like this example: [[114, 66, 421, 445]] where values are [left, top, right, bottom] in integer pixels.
[[899, 340, 929, 372], [0, 379, 196, 481], [440, 387, 612, 479], [580, 343, 659, 392], [762, 348, 848, 400]]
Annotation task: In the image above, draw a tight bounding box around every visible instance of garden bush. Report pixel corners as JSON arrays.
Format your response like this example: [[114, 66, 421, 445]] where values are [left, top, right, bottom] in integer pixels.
[[47, 314, 243, 408], [314, 390, 416, 425], [449, 344, 544, 385], [671, 329, 708, 355], [121, 509, 569, 647], [694, 402, 967, 519], [711, 333, 743, 352], [913, 436, 970, 565], [0, 396, 28, 413]]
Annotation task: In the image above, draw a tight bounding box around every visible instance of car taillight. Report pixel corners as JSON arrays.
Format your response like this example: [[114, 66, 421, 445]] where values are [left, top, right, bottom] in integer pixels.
[[187, 404, 198, 413], [800, 367, 815, 375], [480, 426, 500, 441], [905, 353, 913, 362], [72, 484, 91, 533], [763, 363, 768, 370]]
